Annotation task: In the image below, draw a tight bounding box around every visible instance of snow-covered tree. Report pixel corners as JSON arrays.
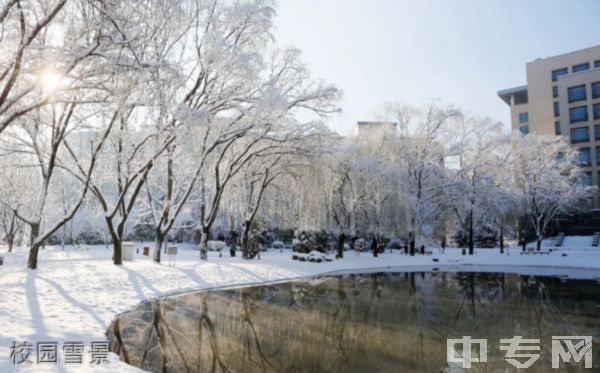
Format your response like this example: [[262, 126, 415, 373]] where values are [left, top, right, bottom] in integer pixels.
[[135, 1, 339, 263], [0, 100, 113, 269], [446, 116, 511, 254], [0, 0, 68, 134], [63, 0, 187, 265], [511, 133, 596, 250], [378, 101, 461, 255], [0, 156, 24, 252], [324, 129, 401, 257], [0, 207, 22, 252], [235, 123, 331, 259]]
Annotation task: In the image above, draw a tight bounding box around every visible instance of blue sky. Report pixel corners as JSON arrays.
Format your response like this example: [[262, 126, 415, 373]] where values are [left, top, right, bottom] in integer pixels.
[[274, 0, 600, 134]]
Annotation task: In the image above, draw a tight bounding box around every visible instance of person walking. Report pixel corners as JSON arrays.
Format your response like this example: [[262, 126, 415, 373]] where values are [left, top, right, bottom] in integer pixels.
[[227, 230, 238, 257]]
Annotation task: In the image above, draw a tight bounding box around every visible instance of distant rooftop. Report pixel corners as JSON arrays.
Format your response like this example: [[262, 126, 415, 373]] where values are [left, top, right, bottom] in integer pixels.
[[528, 44, 600, 65], [356, 121, 398, 126], [351, 121, 398, 137]]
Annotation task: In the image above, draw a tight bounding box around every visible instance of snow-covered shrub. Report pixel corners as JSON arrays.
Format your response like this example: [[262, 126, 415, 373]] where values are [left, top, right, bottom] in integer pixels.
[[207, 240, 226, 251], [453, 223, 498, 248], [307, 250, 333, 262], [385, 239, 406, 251], [292, 250, 333, 263], [353, 238, 369, 252], [292, 230, 328, 253]]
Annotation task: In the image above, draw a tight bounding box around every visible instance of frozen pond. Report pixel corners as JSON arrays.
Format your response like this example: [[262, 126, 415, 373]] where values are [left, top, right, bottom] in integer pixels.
[[107, 271, 600, 372]]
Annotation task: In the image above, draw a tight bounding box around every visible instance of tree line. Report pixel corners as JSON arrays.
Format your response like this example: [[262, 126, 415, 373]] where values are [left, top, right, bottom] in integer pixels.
[[0, 0, 594, 269]]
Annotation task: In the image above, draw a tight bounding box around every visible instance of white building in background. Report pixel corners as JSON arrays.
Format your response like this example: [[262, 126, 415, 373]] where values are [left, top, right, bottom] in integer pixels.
[[350, 121, 397, 137]]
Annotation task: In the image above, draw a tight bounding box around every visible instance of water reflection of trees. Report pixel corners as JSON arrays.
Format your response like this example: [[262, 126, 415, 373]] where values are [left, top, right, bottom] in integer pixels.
[[108, 272, 600, 373], [197, 296, 230, 373], [240, 287, 277, 372]]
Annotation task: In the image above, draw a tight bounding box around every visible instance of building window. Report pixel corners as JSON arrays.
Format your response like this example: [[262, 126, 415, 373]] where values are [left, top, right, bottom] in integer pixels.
[[555, 121, 561, 135], [579, 147, 591, 166], [553, 86, 558, 98], [596, 146, 600, 165], [568, 84, 587, 103], [570, 127, 589, 143], [594, 103, 600, 120], [595, 125, 600, 140], [519, 125, 529, 135], [581, 171, 593, 186], [595, 60, 600, 68], [572, 62, 590, 73], [593, 82, 600, 99], [554, 102, 560, 117], [519, 112, 528, 123], [569, 106, 588, 123], [552, 68, 569, 81]]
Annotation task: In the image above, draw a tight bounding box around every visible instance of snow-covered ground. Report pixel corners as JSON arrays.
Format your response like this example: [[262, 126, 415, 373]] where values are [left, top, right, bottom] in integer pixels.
[[1, 243, 600, 372]]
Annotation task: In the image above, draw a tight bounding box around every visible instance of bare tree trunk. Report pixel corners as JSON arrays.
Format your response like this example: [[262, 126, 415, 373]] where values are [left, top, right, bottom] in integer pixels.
[[409, 233, 415, 256], [108, 228, 122, 265], [153, 229, 164, 263], [113, 239, 122, 265], [6, 226, 16, 253], [27, 223, 41, 269], [4, 212, 18, 252], [519, 217, 527, 252], [372, 235, 378, 258], [536, 237, 542, 251], [152, 151, 173, 264], [27, 242, 42, 270], [468, 210, 474, 255], [241, 220, 251, 259], [337, 232, 345, 259], [104, 216, 124, 265], [499, 225, 504, 254], [199, 227, 209, 260]]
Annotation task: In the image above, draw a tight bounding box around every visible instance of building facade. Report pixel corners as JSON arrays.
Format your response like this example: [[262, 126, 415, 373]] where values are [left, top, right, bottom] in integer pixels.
[[350, 121, 397, 137], [498, 45, 600, 204]]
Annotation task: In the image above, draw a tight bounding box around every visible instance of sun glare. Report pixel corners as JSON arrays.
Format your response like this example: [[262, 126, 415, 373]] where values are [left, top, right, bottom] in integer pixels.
[[40, 70, 64, 93]]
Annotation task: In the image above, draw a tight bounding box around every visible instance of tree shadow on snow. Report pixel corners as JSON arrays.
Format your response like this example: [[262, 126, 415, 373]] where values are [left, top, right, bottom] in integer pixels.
[[36, 275, 105, 330], [120, 266, 163, 300]]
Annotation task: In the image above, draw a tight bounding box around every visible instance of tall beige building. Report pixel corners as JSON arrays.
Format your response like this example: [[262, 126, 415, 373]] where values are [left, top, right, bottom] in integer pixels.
[[499, 45, 600, 193]]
